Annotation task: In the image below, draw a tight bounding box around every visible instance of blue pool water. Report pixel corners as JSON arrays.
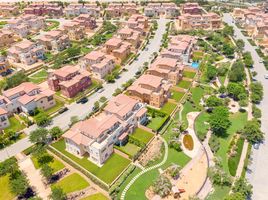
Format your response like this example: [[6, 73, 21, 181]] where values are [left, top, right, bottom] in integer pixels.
[[191, 62, 200, 69]]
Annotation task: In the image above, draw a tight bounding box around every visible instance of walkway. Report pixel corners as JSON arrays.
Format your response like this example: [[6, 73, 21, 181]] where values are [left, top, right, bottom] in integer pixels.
[[120, 137, 168, 200], [18, 155, 51, 200]]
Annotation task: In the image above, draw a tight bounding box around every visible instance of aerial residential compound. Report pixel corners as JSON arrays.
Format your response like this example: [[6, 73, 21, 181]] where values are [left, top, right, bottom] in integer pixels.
[[176, 3, 222, 30], [0, 3, 19, 17], [7, 40, 45, 65], [0, 82, 55, 115], [180, 2, 203, 15], [118, 27, 141, 49], [48, 65, 91, 98], [0, 56, 11, 76], [126, 14, 149, 35], [144, 2, 179, 18], [0, 108, 10, 130], [161, 34, 197, 63], [147, 57, 184, 85], [0, 30, 16, 48], [5, 14, 45, 38], [105, 3, 138, 18], [79, 50, 116, 80], [24, 3, 63, 17], [62, 21, 85, 41], [233, 7, 268, 54], [127, 74, 172, 108], [37, 30, 70, 53], [64, 3, 100, 17], [63, 94, 147, 166]]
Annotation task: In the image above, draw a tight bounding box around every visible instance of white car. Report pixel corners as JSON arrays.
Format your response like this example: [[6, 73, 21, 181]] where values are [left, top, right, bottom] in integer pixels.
[[264, 74, 268, 79]]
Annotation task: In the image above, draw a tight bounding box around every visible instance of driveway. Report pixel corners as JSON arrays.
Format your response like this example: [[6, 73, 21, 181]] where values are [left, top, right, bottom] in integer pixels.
[[0, 18, 169, 162], [223, 13, 268, 200]]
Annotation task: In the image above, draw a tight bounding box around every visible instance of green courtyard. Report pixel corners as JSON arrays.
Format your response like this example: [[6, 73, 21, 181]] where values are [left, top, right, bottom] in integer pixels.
[[170, 89, 185, 102], [131, 128, 154, 144], [177, 80, 192, 89], [51, 140, 131, 184], [29, 69, 48, 84]]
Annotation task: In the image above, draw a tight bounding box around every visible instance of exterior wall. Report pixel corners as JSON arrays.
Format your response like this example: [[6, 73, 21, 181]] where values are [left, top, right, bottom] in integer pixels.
[[0, 114, 10, 130], [65, 138, 86, 156]]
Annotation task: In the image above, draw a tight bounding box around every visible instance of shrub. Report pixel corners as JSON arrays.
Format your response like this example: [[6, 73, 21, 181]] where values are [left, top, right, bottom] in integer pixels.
[[152, 175, 172, 198]]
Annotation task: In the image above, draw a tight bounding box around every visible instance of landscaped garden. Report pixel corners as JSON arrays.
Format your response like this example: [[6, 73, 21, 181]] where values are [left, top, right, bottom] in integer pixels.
[[160, 102, 177, 115], [117, 143, 141, 158], [177, 80, 191, 89], [80, 193, 108, 200], [170, 89, 185, 102], [29, 69, 48, 84], [4, 116, 26, 133], [183, 71, 196, 79], [146, 108, 169, 132], [51, 140, 131, 184], [194, 111, 210, 141], [0, 175, 15, 200], [131, 128, 154, 144], [51, 173, 89, 194]]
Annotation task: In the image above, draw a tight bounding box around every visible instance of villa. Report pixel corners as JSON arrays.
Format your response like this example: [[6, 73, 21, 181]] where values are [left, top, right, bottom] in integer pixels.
[[105, 3, 138, 18], [126, 14, 149, 35], [180, 2, 202, 15], [104, 37, 132, 64], [73, 14, 97, 30], [24, 3, 63, 17], [0, 3, 19, 17], [48, 65, 91, 98], [147, 57, 184, 85], [127, 74, 172, 108], [7, 40, 45, 65], [118, 27, 141, 49], [62, 21, 85, 41], [0, 30, 15, 48], [37, 30, 70, 53], [64, 3, 100, 17], [144, 2, 178, 18], [80, 50, 116, 79], [0, 108, 10, 130], [0, 56, 11, 76], [0, 82, 55, 115], [63, 93, 147, 166]]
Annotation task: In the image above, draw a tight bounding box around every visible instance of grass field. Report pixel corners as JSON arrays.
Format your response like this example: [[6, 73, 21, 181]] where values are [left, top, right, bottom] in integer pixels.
[[194, 111, 210, 141], [4, 116, 26, 133], [0, 175, 15, 200], [183, 71, 196, 79], [132, 128, 154, 144], [51, 140, 131, 184], [206, 185, 230, 200], [44, 99, 64, 116], [160, 102, 177, 115], [29, 69, 48, 84], [190, 86, 205, 106], [117, 143, 141, 157], [80, 193, 108, 200], [170, 90, 185, 102], [31, 154, 65, 173], [181, 101, 197, 128], [177, 80, 191, 89], [216, 112, 248, 175], [52, 173, 89, 194]]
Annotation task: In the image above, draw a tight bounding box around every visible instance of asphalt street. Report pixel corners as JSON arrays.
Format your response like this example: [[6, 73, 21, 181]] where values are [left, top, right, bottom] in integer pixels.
[[0, 18, 169, 162], [223, 13, 268, 200]]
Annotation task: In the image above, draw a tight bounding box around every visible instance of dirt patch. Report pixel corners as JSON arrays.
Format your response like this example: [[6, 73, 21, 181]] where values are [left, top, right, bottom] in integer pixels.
[[138, 137, 163, 167], [183, 134, 194, 151]]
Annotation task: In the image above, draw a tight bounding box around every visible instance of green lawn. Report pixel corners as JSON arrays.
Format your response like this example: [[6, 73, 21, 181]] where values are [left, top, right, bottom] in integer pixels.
[[190, 86, 205, 106], [146, 115, 168, 132], [31, 154, 65, 173], [228, 137, 245, 176], [44, 99, 64, 116], [45, 20, 60, 31], [125, 147, 190, 200], [160, 102, 177, 115], [183, 71, 196, 79], [206, 185, 230, 200], [170, 90, 185, 102], [0, 175, 15, 200], [51, 140, 131, 184], [118, 143, 141, 157], [177, 80, 191, 89], [132, 128, 154, 144], [216, 112, 248, 175], [194, 112, 210, 141], [181, 101, 197, 128], [29, 69, 48, 84], [4, 116, 26, 133], [52, 173, 89, 194], [80, 193, 108, 200], [81, 47, 93, 54]]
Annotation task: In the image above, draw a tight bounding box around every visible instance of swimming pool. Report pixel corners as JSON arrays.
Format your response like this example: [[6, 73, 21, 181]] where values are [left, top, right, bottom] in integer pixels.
[[191, 62, 200, 69]]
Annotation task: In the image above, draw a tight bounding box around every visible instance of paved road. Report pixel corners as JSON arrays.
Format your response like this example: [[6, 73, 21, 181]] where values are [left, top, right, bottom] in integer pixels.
[[223, 13, 268, 200], [0, 18, 169, 162]]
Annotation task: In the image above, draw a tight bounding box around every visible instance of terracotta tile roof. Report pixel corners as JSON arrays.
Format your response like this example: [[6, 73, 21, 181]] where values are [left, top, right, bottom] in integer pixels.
[[0, 107, 7, 115], [3, 82, 39, 98]]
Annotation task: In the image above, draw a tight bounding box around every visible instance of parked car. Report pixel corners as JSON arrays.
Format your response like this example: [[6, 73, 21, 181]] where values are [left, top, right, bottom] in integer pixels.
[[76, 97, 88, 104], [253, 143, 260, 150], [97, 88, 104, 93], [58, 107, 68, 114], [264, 74, 268, 79]]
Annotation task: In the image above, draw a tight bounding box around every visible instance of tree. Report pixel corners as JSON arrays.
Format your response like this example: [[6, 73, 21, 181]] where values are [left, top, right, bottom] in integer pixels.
[[66, 47, 80, 58], [70, 116, 79, 126], [252, 104, 261, 118], [209, 106, 231, 136], [9, 170, 29, 196], [5, 71, 28, 90], [94, 101, 100, 110], [29, 128, 49, 149], [152, 175, 172, 198], [250, 82, 263, 104], [206, 64, 217, 81], [35, 111, 50, 127], [222, 25, 234, 36], [224, 192, 244, 200], [236, 39, 245, 50], [0, 157, 18, 176], [49, 187, 67, 200], [99, 96, 107, 103], [232, 178, 253, 198], [49, 126, 63, 140], [41, 164, 53, 181], [208, 166, 231, 186], [206, 95, 223, 107], [222, 43, 235, 57], [229, 60, 245, 82], [242, 120, 263, 144], [227, 82, 246, 100]]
